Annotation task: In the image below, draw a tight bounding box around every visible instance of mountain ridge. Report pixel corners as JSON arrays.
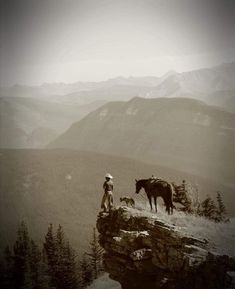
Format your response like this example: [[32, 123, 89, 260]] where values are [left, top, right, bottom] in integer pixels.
[[49, 97, 235, 185], [1, 62, 235, 111], [1, 62, 235, 148]]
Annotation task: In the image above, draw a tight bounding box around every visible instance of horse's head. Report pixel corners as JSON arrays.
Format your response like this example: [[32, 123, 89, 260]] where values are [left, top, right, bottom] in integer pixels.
[[135, 179, 143, 194]]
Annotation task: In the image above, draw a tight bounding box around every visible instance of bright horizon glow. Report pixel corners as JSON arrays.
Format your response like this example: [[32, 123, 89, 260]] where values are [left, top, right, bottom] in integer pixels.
[[1, 0, 235, 86], [3, 55, 235, 87]]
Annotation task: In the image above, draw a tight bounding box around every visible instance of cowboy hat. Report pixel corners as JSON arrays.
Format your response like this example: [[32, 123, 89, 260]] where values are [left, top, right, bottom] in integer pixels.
[[105, 173, 113, 179]]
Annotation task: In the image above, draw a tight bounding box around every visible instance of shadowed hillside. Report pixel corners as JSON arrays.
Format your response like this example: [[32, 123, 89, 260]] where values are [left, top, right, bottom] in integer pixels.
[[49, 97, 235, 185]]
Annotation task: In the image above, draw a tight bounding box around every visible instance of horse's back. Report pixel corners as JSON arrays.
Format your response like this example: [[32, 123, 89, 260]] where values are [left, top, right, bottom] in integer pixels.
[[148, 179, 168, 190]]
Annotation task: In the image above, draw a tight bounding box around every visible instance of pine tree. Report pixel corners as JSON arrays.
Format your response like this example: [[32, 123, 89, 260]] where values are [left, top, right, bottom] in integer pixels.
[[37, 261, 51, 289], [198, 196, 217, 220], [0, 255, 11, 289], [55, 225, 79, 289], [28, 240, 42, 289], [2, 224, 45, 289], [37, 246, 51, 289], [2, 222, 80, 289], [12, 221, 30, 289], [4, 246, 12, 269], [62, 241, 78, 289], [55, 224, 65, 289], [79, 254, 93, 288], [2, 245, 14, 289], [44, 224, 79, 289], [215, 192, 230, 223], [43, 223, 57, 288], [87, 228, 104, 279], [173, 180, 192, 213]]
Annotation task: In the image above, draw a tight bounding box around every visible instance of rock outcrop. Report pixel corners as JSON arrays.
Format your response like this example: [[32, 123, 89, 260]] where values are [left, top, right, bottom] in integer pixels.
[[96, 206, 235, 289]]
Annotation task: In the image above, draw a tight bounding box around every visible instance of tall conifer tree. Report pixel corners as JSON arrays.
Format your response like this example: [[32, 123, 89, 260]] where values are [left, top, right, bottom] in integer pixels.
[[87, 228, 104, 279], [12, 222, 30, 289], [43, 224, 57, 287]]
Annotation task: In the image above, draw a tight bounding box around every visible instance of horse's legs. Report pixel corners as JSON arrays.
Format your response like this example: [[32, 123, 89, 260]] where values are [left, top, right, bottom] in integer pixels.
[[164, 202, 169, 214], [165, 202, 170, 215], [154, 196, 157, 212], [167, 205, 170, 215], [148, 195, 153, 211], [163, 197, 170, 215], [168, 184, 174, 215]]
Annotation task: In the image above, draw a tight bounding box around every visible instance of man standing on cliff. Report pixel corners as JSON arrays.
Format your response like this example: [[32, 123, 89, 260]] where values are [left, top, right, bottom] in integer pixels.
[[101, 173, 114, 212]]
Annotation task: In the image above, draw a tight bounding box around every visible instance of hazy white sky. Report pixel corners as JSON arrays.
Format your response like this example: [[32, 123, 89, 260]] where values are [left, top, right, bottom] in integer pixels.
[[1, 0, 235, 85]]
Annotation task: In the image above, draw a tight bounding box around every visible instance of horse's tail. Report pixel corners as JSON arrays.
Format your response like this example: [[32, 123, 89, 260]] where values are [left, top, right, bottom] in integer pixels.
[[168, 183, 175, 214]]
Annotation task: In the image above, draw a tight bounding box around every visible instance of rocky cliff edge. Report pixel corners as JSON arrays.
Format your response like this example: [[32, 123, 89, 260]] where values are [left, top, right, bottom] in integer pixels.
[[96, 206, 235, 289]]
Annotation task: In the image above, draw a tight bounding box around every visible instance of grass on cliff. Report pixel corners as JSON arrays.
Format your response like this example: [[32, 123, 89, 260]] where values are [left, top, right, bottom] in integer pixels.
[[134, 200, 235, 257]]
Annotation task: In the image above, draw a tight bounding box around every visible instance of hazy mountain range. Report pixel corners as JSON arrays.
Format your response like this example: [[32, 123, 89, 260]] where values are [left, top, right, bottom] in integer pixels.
[[1, 62, 235, 148], [0, 96, 106, 148], [49, 97, 235, 186], [1, 62, 235, 108]]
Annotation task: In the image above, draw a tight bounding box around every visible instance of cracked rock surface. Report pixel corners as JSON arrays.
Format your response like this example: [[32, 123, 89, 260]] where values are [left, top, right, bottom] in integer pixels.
[[97, 206, 235, 289]]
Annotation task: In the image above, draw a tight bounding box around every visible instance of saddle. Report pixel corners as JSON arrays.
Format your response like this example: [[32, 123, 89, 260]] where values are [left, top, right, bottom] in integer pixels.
[[149, 177, 168, 188]]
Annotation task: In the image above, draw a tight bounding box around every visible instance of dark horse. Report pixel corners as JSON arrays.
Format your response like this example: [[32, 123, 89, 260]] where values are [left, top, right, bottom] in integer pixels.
[[135, 179, 174, 214]]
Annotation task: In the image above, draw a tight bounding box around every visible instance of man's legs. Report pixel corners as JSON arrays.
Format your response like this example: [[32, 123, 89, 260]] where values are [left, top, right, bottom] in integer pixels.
[[101, 192, 108, 212], [107, 192, 113, 211]]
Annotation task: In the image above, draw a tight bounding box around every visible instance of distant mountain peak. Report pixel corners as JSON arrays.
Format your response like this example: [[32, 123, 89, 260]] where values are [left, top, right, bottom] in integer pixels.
[[163, 70, 178, 78]]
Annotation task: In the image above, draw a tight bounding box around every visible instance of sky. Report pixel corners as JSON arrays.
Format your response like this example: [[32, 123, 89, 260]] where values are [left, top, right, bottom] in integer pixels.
[[0, 0, 235, 86]]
